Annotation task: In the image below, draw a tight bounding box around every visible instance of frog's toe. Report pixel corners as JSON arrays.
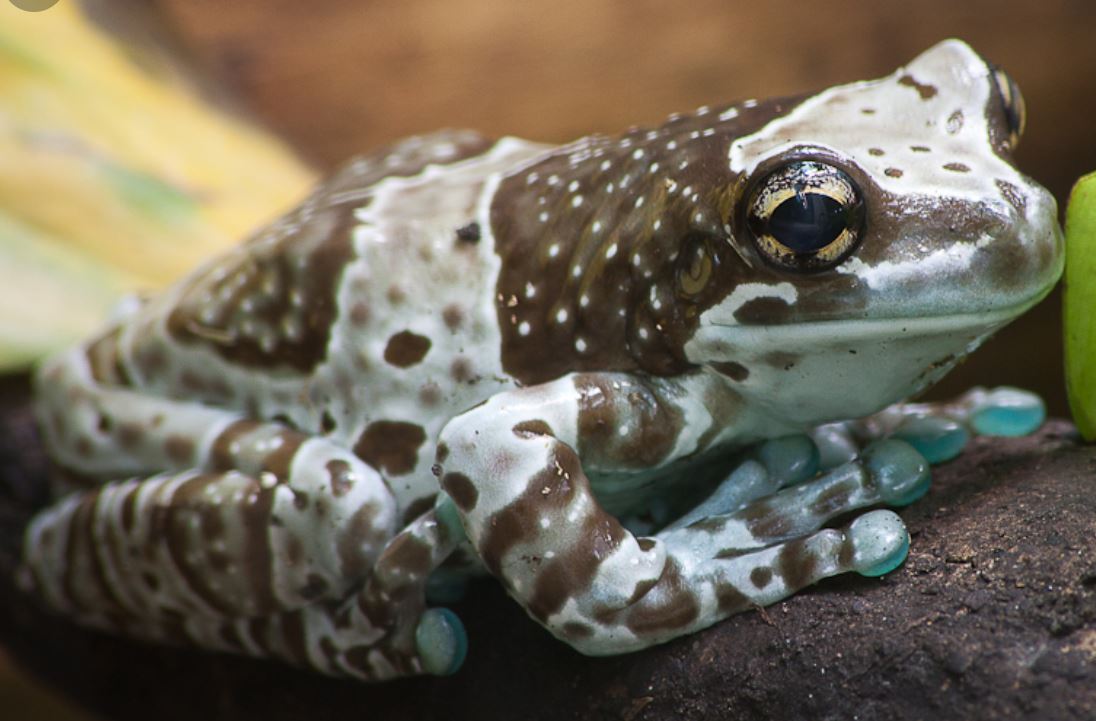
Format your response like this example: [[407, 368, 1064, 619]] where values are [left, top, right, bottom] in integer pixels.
[[756, 434, 820, 486], [969, 387, 1046, 437], [862, 438, 932, 506], [810, 423, 860, 470], [415, 608, 468, 676], [848, 510, 910, 577], [892, 415, 970, 464]]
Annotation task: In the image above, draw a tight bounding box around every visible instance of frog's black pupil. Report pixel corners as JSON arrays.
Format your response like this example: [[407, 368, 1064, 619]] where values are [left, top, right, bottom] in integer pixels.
[[767, 192, 847, 253]]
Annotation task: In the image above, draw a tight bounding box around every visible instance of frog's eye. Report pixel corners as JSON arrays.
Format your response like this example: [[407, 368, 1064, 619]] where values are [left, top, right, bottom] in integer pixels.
[[991, 66, 1026, 151], [746, 161, 864, 272]]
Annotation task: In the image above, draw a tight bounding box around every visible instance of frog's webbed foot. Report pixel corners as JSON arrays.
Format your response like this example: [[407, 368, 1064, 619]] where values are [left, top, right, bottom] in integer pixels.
[[813, 385, 1046, 467]]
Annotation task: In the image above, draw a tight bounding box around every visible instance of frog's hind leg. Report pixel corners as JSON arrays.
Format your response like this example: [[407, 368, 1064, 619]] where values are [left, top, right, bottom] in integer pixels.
[[24, 346, 461, 680], [813, 386, 1046, 467]]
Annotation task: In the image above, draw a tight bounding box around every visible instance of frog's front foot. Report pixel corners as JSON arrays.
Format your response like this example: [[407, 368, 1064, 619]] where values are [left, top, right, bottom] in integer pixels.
[[436, 371, 932, 656], [813, 386, 1046, 467]]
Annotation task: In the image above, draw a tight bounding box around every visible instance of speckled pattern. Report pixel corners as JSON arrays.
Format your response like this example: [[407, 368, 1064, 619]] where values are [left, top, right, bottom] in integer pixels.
[[20, 40, 1063, 680]]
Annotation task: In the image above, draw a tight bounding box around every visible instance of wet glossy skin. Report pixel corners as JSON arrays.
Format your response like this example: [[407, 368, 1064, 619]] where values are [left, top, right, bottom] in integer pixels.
[[21, 40, 1062, 680]]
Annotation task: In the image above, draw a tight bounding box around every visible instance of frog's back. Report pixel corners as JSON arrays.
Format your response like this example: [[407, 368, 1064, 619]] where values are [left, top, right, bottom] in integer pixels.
[[66, 130, 551, 509]]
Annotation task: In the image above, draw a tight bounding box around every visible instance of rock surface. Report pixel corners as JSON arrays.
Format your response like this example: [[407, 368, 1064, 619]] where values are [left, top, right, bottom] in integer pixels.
[[1, 373, 1094, 721]]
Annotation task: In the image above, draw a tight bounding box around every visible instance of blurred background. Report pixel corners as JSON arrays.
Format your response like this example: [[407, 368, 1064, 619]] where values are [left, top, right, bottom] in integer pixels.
[[2, 0, 1095, 718]]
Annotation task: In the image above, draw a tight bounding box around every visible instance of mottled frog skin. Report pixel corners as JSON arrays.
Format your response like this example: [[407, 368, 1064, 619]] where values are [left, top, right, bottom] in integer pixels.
[[21, 40, 1063, 680]]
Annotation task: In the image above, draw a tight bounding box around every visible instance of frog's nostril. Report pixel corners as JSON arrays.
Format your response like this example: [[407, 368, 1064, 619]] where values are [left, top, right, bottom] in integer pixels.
[[990, 65, 1026, 152]]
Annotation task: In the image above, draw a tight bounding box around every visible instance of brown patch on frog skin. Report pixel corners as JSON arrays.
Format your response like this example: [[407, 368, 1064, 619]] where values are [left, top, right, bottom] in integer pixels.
[[455, 221, 481, 243], [884, 167, 904, 178], [164, 435, 195, 465], [383, 330, 431, 368], [942, 162, 971, 173], [776, 536, 823, 592], [741, 498, 796, 540], [115, 422, 144, 450], [84, 326, 133, 387], [574, 374, 685, 470], [763, 350, 800, 371], [898, 74, 938, 100], [401, 496, 435, 526], [512, 419, 553, 438], [710, 361, 749, 381], [348, 302, 371, 327], [353, 420, 426, 476], [380, 532, 434, 577], [622, 557, 700, 635], [450, 357, 477, 383], [491, 94, 810, 385], [479, 446, 586, 578], [808, 480, 856, 518], [867, 148, 885, 157], [167, 199, 357, 375], [733, 295, 793, 325], [527, 497, 629, 622], [326, 459, 355, 497], [336, 501, 388, 579], [910, 145, 931, 153], [441, 303, 464, 331], [441, 472, 479, 511], [715, 583, 750, 614], [750, 566, 773, 589], [560, 621, 595, 640], [996, 179, 1027, 216], [418, 381, 443, 407]]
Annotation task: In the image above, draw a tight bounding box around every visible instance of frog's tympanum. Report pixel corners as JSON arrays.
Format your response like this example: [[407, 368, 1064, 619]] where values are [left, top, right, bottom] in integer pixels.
[[21, 40, 1062, 680]]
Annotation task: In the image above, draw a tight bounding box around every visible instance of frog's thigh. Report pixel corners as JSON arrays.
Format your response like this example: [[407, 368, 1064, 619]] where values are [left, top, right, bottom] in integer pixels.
[[437, 372, 930, 655], [27, 350, 401, 621]]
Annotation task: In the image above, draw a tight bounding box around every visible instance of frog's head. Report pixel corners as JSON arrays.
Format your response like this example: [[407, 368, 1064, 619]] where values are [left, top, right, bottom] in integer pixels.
[[683, 39, 1063, 424]]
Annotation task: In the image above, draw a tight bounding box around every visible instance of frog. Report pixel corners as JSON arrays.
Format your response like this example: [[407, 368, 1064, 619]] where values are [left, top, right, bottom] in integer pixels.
[[19, 38, 1063, 682]]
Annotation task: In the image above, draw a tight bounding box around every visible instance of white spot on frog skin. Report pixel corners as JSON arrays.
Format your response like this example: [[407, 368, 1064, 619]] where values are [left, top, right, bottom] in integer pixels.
[[579, 294, 590, 308], [632, 149, 646, 160], [600, 160, 612, 171], [548, 243, 560, 258], [538, 211, 549, 223], [575, 338, 588, 353], [568, 180, 580, 192], [839, 234, 994, 288], [634, 196, 645, 209], [719, 106, 739, 121], [556, 308, 569, 324], [518, 321, 531, 336], [524, 282, 537, 299], [571, 195, 584, 207], [547, 174, 560, 186], [572, 265, 583, 278], [592, 220, 603, 233], [606, 243, 618, 259]]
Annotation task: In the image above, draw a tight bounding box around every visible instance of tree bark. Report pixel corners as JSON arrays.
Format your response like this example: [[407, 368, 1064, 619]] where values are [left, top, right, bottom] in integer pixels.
[[1, 373, 1094, 721]]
